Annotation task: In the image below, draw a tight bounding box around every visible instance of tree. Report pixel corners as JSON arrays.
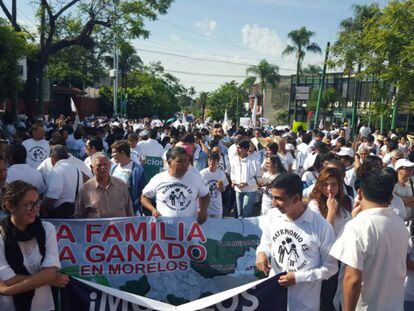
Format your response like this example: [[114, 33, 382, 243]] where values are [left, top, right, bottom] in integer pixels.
[[302, 65, 322, 75], [246, 59, 280, 120], [241, 76, 256, 96], [282, 26, 321, 120], [362, 0, 414, 129], [307, 86, 339, 112], [0, 0, 174, 116], [207, 81, 245, 122], [198, 92, 209, 122], [0, 19, 28, 111]]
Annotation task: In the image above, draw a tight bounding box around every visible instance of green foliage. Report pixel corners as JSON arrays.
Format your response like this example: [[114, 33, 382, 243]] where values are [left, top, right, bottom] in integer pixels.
[[307, 87, 339, 111], [206, 81, 245, 121], [0, 19, 28, 98], [246, 59, 279, 91], [99, 69, 180, 118]]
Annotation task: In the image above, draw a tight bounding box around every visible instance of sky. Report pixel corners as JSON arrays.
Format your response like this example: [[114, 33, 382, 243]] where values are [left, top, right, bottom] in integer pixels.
[[3, 0, 389, 92]]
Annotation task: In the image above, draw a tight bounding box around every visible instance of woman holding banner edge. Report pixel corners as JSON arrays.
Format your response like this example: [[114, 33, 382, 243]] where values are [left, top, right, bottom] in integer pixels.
[[0, 181, 68, 311]]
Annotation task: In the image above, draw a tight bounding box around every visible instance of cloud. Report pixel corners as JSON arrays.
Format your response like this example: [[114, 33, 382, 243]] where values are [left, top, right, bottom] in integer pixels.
[[241, 24, 286, 57], [170, 34, 180, 42], [195, 19, 217, 37]]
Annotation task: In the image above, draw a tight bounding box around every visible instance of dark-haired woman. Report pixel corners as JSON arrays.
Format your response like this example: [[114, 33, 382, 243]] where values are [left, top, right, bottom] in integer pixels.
[[258, 156, 287, 215], [0, 181, 68, 310], [309, 168, 352, 311]]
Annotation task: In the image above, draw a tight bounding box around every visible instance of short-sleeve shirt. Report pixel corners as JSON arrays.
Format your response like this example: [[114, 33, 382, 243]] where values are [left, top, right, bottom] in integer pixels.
[[22, 138, 50, 169], [200, 168, 229, 217], [75, 177, 133, 218], [330, 208, 410, 310], [0, 222, 61, 311], [142, 170, 209, 217]]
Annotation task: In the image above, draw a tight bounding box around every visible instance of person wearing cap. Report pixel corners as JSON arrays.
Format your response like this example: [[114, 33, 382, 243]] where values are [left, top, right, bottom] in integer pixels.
[[393, 158, 414, 220], [336, 147, 356, 188]]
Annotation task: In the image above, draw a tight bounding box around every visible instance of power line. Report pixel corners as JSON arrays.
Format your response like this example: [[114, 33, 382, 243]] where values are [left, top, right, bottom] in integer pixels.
[[164, 68, 247, 78], [136, 47, 298, 71]]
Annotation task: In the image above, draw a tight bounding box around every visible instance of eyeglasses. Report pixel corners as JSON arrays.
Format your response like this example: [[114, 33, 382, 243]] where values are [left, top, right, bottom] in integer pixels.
[[18, 201, 41, 211]]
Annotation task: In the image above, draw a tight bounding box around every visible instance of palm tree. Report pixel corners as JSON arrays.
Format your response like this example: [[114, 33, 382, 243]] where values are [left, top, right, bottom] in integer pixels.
[[302, 65, 322, 75], [198, 91, 209, 122], [283, 27, 321, 120], [246, 59, 280, 120], [188, 86, 197, 114]]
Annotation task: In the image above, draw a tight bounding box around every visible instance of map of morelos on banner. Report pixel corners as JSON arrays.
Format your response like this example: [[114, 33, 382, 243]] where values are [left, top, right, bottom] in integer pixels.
[[51, 217, 266, 305]]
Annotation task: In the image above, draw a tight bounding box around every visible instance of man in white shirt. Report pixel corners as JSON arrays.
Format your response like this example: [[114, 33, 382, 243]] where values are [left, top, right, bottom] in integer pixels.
[[256, 173, 338, 310], [6, 144, 46, 194], [22, 123, 50, 169], [330, 168, 410, 311], [141, 146, 210, 224], [136, 129, 163, 158], [41, 145, 83, 217], [230, 140, 261, 218]]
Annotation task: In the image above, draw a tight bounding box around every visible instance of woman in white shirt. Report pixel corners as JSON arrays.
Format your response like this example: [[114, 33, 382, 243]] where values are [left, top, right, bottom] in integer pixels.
[[308, 167, 352, 311], [0, 181, 68, 311], [258, 156, 286, 215]]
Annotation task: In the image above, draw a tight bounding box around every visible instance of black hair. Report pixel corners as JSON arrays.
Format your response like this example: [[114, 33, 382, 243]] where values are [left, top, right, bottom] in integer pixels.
[[7, 144, 27, 164], [266, 142, 279, 154], [182, 133, 195, 144], [166, 146, 189, 162], [209, 140, 220, 149], [267, 155, 287, 174], [360, 169, 394, 205], [149, 129, 158, 140], [111, 140, 131, 157], [237, 140, 250, 150], [208, 152, 220, 162], [87, 137, 104, 152], [271, 173, 303, 200], [308, 154, 323, 172], [301, 133, 312, 144]]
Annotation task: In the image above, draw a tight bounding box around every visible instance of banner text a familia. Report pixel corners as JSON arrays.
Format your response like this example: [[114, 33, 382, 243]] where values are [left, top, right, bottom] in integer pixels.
[[51, 216, 267, 305]]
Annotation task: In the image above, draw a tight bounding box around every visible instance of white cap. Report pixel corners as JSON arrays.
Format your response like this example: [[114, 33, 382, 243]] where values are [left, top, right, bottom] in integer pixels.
[[337, 147, 355, 158], [395, 158, 414, 171]]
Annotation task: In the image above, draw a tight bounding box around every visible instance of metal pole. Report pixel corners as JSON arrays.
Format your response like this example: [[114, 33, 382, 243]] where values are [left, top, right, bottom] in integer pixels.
[[113, 1, 119, 116], [391, 87, 398, 130], [314, 42, 330, 130], [380, 114, 384, 133]]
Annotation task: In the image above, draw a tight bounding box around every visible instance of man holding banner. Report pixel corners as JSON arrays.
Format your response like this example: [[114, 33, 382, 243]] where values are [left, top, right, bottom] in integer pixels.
[[256, 173, 338, 310], [141, 146, 210, 223]]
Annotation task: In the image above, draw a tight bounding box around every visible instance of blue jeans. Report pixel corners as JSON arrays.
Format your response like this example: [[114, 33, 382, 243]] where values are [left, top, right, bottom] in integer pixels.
[[405, 301, 414, 311], [236, 191, 257, 218]]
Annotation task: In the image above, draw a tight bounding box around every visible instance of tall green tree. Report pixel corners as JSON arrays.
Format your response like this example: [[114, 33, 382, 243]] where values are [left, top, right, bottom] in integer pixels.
[[0, 19, 28, 101], [302, 65, 322, 75], [207, 81, 245, 122], [282, 26, 321, 120], [363, 0, 414, 129], [246, 59, 280, 119], [0, 0, 174, 116]]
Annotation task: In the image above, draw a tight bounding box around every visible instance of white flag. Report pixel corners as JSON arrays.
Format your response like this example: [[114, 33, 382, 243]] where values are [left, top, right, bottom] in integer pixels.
[[222, 109, 229, 132], [70, 97, 77, 113], [252, 97, 257, 127], [318, 117, 324, 129]]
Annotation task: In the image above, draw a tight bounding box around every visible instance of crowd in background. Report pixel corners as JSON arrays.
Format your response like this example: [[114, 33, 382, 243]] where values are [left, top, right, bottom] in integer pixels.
[[0, 111, 413, 310]]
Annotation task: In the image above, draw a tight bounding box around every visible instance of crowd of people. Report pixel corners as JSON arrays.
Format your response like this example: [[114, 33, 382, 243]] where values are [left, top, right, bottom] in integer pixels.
[[0, 111, 413, 310]]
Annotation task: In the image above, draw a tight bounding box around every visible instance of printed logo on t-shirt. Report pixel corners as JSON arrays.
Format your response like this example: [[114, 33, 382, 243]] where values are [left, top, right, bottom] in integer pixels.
[[272, 228, 309, 272], [206, 180, 220, 198], [29, 146, 47, 163], [161, 182, 193, 211]]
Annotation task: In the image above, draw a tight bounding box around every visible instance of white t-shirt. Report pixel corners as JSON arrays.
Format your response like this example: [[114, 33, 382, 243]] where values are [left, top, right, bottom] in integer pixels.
[[256, 207, 338, 310], [308, 199, 351, 236], [136, 139, 164, 157], [330, 208, 410, 311], [142, 170, 209, 217], [6, 164, 46, 194], [200, 168, 229, 217], [278, 152, 293, 171], [359, 126, 371, 138], [38, 154, 93, 183], [46, 159, 84, 207], [22, 139, 50, 169], [301, 171, 319, 189], [260, 172, 279, 216], [0, 222, 61, 311], [111, 161, 133, 184]]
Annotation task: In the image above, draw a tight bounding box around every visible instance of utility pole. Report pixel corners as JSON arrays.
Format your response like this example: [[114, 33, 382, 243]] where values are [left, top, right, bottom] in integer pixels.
[[112, 1, 119, 116], [38, 1, 46, 115], [313, 42, 330, 130]]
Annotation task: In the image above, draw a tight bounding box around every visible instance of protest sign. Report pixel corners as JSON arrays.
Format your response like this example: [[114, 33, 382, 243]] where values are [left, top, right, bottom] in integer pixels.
[[51, 217, 266, 304], [61, 273, 287, 311]]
